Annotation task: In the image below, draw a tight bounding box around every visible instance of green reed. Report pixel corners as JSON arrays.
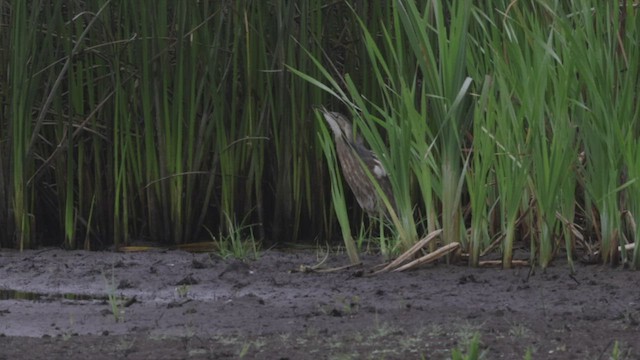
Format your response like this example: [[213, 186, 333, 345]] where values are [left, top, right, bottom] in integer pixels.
[[465, 77, 495, 267], [568, 2, 639, 265], [7, 0, 36, 249]]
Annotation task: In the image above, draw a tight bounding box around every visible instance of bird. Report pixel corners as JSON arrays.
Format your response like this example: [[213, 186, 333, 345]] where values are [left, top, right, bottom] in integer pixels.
[[319, 107, 396, 217]]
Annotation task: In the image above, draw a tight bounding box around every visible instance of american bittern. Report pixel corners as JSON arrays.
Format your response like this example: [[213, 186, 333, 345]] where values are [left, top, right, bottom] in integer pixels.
[[320, 107, 396, 217]]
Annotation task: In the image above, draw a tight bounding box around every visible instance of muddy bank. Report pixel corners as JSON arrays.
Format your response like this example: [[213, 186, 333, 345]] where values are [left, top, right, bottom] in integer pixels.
[[0, 249, 638, 359]]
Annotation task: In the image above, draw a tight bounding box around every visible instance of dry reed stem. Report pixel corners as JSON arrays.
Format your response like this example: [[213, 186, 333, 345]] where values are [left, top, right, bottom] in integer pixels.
[[392, 242, 461, 272], [373, 229, 443, 274]]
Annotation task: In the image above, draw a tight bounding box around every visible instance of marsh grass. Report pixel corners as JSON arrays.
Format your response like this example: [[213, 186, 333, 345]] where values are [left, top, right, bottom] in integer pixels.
[[103, 267, 124, 322], [215, 213, 259, 260], [1, 1, 639, 268], [451, 333, 483, 360]]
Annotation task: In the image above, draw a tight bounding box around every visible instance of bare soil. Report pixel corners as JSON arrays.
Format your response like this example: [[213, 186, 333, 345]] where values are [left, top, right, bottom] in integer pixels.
[[0, 248, 638, 359]]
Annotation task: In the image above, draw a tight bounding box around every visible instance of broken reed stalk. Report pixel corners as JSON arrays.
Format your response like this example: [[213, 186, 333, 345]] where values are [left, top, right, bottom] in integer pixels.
[[373, 230, 447, 274]]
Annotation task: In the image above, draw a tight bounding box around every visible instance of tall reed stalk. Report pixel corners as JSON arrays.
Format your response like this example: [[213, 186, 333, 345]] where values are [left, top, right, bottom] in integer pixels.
[[7, 0, 36, 249], [396, 0, 474, 254]]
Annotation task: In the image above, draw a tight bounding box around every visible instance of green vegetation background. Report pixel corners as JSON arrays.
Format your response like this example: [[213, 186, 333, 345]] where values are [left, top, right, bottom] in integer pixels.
[[1, 1, 639, 269]]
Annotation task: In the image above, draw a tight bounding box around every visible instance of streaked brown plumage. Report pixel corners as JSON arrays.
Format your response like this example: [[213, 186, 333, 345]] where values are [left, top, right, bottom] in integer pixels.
[[320, 107, 396, 217]]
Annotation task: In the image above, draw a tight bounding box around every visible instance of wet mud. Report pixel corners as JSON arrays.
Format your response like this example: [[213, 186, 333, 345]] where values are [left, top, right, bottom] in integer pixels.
[[0, 249, 638, 359]]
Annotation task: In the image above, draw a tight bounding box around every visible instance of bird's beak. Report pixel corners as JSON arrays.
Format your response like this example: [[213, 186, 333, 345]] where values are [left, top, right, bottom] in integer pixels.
[[314, 105, 329, 116], [318, 108, 343, 137]]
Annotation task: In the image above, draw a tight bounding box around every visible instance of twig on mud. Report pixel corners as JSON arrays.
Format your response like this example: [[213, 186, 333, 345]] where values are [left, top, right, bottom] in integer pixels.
[[479, 234, 504, 257], [167, 299, 192, 308], [122, 296, 137, 308], [294, 262, 363, 273], [369, 261, 390, 273], [292, 246, 331, 273], [476, 259, 529, 268]]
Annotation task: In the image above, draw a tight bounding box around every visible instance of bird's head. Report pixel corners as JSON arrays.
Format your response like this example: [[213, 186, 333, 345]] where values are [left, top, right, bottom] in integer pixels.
[[319, 107, 355, 142]]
